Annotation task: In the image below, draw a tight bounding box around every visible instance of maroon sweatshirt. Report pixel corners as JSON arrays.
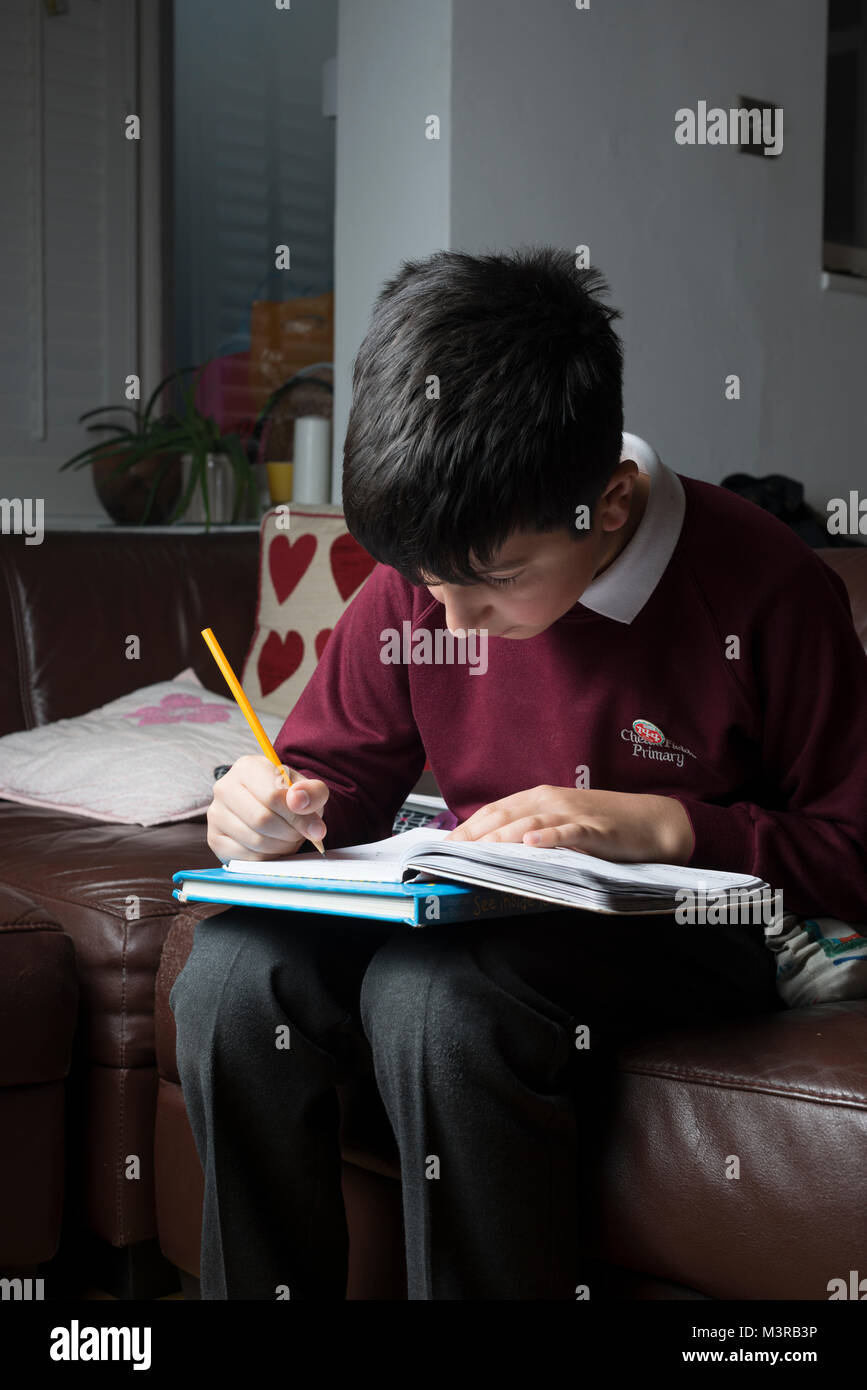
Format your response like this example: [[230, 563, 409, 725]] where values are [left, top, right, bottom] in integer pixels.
[[274, 440, 867, 922]]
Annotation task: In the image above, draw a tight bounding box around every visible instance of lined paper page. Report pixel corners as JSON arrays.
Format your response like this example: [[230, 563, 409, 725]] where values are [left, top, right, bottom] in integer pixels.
[[226, 826, 449, 882]]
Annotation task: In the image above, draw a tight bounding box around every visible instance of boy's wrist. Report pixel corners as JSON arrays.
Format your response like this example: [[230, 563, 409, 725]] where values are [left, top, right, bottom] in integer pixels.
[[654, 795, 695, 864]]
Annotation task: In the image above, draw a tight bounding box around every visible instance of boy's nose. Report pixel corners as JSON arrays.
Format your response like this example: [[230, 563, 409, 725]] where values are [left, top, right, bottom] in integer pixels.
[[443, 605, 489, 635], [427, 583, 491, 635]]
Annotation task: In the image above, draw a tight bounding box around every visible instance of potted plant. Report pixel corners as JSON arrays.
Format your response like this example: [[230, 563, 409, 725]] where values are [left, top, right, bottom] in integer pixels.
[[59, 363, 260, 528]]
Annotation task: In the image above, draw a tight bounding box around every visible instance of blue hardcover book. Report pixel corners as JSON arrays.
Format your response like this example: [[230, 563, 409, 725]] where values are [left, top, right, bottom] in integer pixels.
[[172, 868, 564, 928]]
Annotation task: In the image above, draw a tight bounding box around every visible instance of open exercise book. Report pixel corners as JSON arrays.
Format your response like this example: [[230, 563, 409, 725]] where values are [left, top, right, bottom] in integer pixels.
[[173, 825, 770, 928]]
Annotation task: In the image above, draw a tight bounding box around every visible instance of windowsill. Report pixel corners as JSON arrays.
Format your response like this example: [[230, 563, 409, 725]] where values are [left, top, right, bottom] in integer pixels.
[[42, 518, 263, 532], [820, 270, 867, 296]]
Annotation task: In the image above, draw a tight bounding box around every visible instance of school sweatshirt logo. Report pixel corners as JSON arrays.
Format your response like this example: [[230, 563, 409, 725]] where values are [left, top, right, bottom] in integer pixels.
[[633, 718, 664, 745], [622, 717, 697, 769]]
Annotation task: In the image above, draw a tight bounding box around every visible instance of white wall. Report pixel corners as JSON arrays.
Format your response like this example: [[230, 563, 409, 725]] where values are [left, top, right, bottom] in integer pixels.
[[332, 0, 452, 500], [335, 0, 866, 510]]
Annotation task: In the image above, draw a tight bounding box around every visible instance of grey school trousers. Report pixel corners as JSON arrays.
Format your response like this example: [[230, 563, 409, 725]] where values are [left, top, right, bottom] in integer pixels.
[[169, 904, 783, 1300]]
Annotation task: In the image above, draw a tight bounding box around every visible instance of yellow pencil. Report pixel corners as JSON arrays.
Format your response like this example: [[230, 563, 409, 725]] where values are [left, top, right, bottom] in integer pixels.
[[201, 627, 326, 855]]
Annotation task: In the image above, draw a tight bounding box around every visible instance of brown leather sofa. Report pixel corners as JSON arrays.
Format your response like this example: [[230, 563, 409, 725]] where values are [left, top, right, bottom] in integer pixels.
[[1, 529, 866, 1300], [0, 884, 78, 1276]]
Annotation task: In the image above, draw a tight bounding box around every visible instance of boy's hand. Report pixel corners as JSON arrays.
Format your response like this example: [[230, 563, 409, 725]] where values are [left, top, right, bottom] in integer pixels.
[[443, 786, 694, 864], [207, 754, 328, 863]]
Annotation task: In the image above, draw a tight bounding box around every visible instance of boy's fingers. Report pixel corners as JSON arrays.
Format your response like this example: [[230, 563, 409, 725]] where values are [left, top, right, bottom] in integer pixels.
[[248, 764, 326, 819], [284, 777, 329, 815], [277, 776, 329, 837], [214, 794, 304, 855]]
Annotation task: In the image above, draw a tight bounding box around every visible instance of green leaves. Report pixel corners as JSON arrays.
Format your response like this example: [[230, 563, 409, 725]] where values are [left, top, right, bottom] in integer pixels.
[[59, 359, 259, 528]]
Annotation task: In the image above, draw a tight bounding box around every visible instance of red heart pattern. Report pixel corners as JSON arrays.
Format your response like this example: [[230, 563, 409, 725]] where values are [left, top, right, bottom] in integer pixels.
[[249, 521, 379, 704], [258, 630, 304, 697], [330, 533, 376, 601], [269, 533, 318, 605]]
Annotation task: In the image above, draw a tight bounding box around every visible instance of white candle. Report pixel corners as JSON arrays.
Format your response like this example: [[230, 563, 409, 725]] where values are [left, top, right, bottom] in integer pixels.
[[292, 416, 331, 503]]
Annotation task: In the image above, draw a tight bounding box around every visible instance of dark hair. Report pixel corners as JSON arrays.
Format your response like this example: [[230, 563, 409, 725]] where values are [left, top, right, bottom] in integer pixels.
[[342, 245, 624, 586]]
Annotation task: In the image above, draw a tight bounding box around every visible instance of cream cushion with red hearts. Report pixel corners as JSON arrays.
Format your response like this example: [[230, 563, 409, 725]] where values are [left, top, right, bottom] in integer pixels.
[[241, 504, 379, 716]]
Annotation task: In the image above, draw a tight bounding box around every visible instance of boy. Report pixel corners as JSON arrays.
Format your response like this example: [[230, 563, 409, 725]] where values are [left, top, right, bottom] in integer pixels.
[[170, 247, 867, 1300]]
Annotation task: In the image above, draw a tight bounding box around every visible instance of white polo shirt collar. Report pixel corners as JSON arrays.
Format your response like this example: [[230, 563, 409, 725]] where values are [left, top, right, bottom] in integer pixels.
[[578, 432, 686, 624]]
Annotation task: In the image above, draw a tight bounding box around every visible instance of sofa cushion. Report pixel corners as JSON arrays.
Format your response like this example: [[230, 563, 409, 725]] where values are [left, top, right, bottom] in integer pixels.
[[242, 504, 377, 716], [815, 546, 867, 651], [0, 802, 221, 1069], [0, 668, 284, 828], [0, 883, 77, 1086], [589, 999, 867, 1298], [0, 884, 78, 1266]]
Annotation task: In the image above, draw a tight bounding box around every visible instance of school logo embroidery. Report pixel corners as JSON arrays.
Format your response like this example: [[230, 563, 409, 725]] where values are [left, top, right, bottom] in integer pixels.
[[622, 717, 698, 770], [632, 718, 664, 745]]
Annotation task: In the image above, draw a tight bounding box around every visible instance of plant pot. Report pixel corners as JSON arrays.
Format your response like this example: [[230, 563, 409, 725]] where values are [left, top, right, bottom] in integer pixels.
[[177, 452, 261, 525], [91, 450, 183, 525]]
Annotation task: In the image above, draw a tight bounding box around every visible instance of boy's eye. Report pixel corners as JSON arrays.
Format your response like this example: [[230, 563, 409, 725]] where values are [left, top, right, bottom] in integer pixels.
[[486, 574, 519, 588]]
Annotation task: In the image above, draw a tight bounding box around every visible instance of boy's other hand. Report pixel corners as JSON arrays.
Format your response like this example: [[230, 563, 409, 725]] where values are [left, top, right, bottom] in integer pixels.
[[443, 786, 694, 864], [207, 754, 328, 863]]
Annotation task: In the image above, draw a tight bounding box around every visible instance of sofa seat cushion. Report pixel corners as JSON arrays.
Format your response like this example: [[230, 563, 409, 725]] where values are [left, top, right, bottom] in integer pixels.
[[0, 882, 78, 1086], [0, 882, 77, 1266], [0, 801, 222, 1069], [589, 1000, 867, 1299], [816, 547, 867, 650]]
